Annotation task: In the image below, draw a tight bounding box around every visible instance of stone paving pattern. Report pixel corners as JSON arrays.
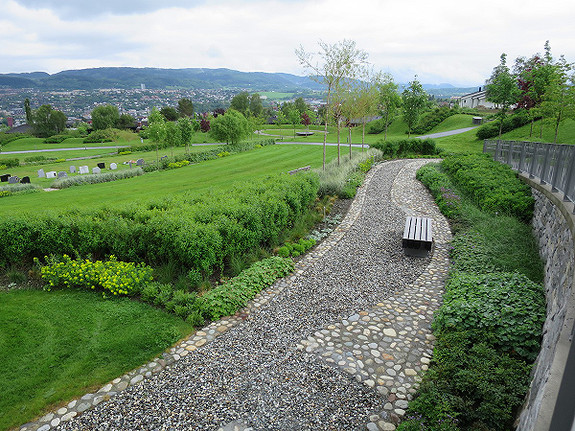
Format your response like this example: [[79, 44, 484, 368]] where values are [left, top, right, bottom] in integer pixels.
[[21, 159, 451, 431]]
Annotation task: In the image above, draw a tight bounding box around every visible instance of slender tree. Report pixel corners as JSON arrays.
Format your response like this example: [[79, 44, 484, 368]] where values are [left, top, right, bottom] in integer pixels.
[[296, 39, 368, 169], [24, 98, 32, 124], [540, 57, 575, 143], [177, 98, 194, 117], [377, 73, 402, 141], [402, 76, 427, 137], [486, 53, 521, 138]]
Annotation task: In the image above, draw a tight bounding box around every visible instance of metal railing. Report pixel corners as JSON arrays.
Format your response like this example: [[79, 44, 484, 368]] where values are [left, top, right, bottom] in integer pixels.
[[484, 140, 575, 213]]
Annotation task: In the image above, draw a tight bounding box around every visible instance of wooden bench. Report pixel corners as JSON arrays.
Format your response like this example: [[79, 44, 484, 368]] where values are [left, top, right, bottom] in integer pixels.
[[402, 216, 433, 257]]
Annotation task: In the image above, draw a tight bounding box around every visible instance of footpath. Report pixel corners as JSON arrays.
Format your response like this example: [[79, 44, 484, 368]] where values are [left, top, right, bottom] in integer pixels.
[[22, 159, 451, 431]]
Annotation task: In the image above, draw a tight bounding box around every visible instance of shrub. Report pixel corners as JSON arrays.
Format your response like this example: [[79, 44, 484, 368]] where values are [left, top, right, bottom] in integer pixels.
[[0, 190, 11, 198], [217, 151, 230, 158], [475, 109, 531, 140], [441, 154, 534, 222], [167, 160, 190, 169], [24, 155, 47, 163], [83, 128, 116, 143], [51, 168, 144, 188], [0, 158, 20, 168], [411, 107, 457, 135], [0, 132, 32, 145], [118, 151, 132, 155], [37, 254, 154, 297], [200, 257, 294, 320], [0, 165, 6, 171], [433, 272, 545, 361], [44, 134, 68, 144], [400, 331, 532, 431]]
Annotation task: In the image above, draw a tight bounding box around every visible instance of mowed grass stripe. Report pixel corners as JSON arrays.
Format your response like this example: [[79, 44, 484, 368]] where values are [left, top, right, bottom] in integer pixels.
[[0, 145, 356, 214]]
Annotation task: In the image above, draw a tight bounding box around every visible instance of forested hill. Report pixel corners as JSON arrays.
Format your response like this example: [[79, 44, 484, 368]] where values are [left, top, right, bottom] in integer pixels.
[[0, 67, 324, 91]]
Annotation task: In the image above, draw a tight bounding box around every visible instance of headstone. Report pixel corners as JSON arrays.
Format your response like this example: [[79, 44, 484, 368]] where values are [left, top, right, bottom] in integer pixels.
[[38, 169, 45, 178], [20, 176, 30, 184], [92, 167, 101, 174], [0, 174, 10, 182], [8, 176, 19, 184], [97, 162, 105, 169], [79, 166, 89, 174], [136, 158, 144, 166], [46, 171, 57, 179], [57, 171, 68, 179], [110, 163, 118, 170], [69, 166, 76, 173]]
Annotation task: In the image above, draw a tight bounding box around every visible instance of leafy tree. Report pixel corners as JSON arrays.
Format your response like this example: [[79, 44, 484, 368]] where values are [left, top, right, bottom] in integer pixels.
[[275, 110, 287, 128], [301, 111, 311, 129], [486, 53, 521, 138], [402, 76, 427, 137], [147, 109, 167, 143], [24, 98, 32, 124], [377, 72, 402, 141], [117, 113, 135, 129], [160, 106, 179, 121], [32, 104, 67, 137], [164, 120, 181, 157], [91, 105, 119, 130], [200, 114, 211, 133], [209, 109, 249, 144], [353, 69, 380, 150], [286, 106, 300, 138], [305, 109, 317, 126], [540, 57, 575, 143], [230, 91, 250, 116], [177, 98, 194, 118], [296, 39, 368, 169], [294, 97, 308, 114], [249, 93, 263, 118]]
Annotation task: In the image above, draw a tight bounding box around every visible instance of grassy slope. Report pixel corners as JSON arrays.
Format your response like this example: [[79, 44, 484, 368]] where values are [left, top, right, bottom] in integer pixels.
[[0, 289, 192, 431], [499, 118, 575, 144], [0, 144, 356, 215]]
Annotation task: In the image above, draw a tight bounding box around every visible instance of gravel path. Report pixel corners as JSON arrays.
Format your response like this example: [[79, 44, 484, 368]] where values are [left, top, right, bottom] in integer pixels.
[[32, 159, 446, 431]]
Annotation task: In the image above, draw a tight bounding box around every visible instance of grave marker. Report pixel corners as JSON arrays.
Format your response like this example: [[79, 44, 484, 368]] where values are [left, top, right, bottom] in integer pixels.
[[92, 167, 101, 174], [110, 163, 118, 170], [46, 171, 57, 179], [79, 166, 89, 174], [58, 171, 68, 178], [38, 169, 45, 178], [69, 166, 76, 173], [20, 176, 30, 184], [8, 176, 20, 184]]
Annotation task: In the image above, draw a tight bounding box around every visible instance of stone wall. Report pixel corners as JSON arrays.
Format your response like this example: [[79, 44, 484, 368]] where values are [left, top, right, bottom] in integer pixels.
[[516, 176, 575, 431]]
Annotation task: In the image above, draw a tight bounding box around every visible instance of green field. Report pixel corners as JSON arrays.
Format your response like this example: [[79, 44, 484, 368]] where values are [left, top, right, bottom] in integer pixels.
[[0, 144, 356, 215], [0, 289, 192, 431]]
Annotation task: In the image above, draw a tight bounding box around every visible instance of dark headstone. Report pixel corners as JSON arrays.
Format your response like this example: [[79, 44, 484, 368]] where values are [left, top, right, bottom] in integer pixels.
[[97, 162, 105, 169], [20, 176, 30, 184], [136, 158, 144, 166], [0, 174, 10, 182], [57, 171, 68, 179]]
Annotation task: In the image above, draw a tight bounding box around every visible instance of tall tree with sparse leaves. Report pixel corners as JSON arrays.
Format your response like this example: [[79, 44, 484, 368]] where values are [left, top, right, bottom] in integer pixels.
[[402, 76, 427, 137], [296, 39, 368, 169], [486, 53, 521, 138], [377, 73, 402, 141]]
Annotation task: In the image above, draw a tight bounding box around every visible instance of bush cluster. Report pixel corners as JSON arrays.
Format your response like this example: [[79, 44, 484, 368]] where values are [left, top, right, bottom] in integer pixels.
[[370, 138, 439, 158], [415, 164, 461, 218], [44, 134, 68, 144], [199, 257, 294, 320], [410, 107, 457, 135], [277, 238, 316, 258], [0, 174, 318, 281], [0, 158, 20, 168], [83, 129, 115, 143], [51, 168, 144, 189], [441, 154, 534, 222], [475, 109, 531, 140], [0, 133, 31, 145], [38, 254, 153, 297]]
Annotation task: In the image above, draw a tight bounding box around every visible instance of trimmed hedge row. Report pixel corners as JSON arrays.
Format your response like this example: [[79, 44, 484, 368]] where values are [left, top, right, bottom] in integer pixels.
[[51, 168, 144, 189], [370, 138, 439, 158], [441, 154, 534, 222], [475, 110, 531, 140], [0, 174, 319, 279]]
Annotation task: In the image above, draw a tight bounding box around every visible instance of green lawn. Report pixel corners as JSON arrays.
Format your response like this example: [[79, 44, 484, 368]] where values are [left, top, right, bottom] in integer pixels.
[[499, 118, 575, 144], [0, 144, 354, 215], [0, 289, 192, 431]]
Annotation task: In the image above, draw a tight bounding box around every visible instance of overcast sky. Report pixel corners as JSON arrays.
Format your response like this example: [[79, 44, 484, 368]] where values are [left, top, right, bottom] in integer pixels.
[[1, 0, 573, 87]]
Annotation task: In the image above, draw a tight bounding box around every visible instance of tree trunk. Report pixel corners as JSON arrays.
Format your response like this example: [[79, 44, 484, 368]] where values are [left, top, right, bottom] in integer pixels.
[[554, 112, 561, 144], [323, 88, 330, 171], [529, 118, 534, 138], [349, 126, 352, 160], [362, 120, 365, 151], [337, 119, 341, 166]]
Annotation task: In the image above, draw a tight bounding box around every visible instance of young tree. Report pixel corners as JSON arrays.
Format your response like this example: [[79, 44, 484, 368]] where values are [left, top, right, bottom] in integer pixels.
[[540, 58, 575, 143], [296, 39, 369, 169], [486, 53, 521, 138], [275, 110, 287, 129], [249, 93, 263, 118], [210, 109, 249, 144], [294, 97, 308, 114], [147, 109, 167, 143], [164, 120, 181, 157], [286, 106, 300, 138], [377, 73, 402, 141], [301, 111, 311, 130], [92, 105, 119, 130], [24, 98, 32, 124], [177, 116, 195, 152], [177, 98, 194, 117], [402, 76, 427, 137], [354, 69, 380, 150]]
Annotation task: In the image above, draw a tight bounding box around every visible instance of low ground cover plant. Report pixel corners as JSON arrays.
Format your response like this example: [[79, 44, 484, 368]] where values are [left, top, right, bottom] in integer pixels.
[[277, 238, 316, 258], [399, 160, 544, 431]]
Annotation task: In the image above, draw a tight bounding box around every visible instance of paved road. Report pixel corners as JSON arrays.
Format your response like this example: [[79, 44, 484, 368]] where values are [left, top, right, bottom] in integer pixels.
[[416, 126, 479, 139]]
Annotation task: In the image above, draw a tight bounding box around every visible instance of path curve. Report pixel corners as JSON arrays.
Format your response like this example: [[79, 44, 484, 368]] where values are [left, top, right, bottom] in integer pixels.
[[22, 159, 451, 431], [416, 126, 478, 139]]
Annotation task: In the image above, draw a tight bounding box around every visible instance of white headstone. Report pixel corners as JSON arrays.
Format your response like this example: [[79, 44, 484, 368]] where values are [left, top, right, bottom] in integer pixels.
[[69, 166, 76, 173], [46, 171, 57, 179], [92, 167, 101, 174], [38, 169, 45, 178], [110, 163, 118, 170], [79, 166, 89, 174]]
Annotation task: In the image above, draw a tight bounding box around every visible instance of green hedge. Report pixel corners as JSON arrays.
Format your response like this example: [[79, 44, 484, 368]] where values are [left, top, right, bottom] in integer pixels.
[[370, 138, 439, 158], [0, 158, 20, 168], [51, 168, 144, 188], [0, 174, 319, 279], [44, 134, 68, 144], [475, 110, 531, 140], [441, 154, 534, 222], [410, 107, 457, 135]]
